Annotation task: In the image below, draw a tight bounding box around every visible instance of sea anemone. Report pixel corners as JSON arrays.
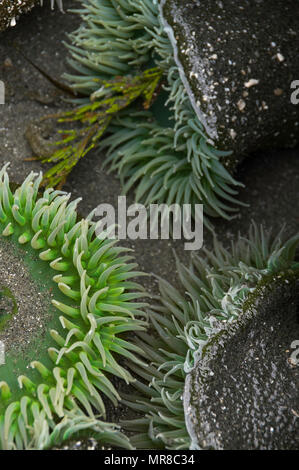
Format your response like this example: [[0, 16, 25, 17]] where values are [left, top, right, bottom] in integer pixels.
[[40, 0, 298, 226], [0, 0, 63, 32], [122, 223, 299, 449], [0, 163, 147, 449]]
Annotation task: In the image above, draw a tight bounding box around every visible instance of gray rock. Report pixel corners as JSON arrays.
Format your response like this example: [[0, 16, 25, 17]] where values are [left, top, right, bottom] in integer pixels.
[[184, 273, 299, 449], [161, 0, 299, 169], [0, 0, 62, 32]]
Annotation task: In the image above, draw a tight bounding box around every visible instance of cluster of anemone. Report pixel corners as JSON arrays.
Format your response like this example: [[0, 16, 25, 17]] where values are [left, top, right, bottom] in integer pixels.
[[0, 164, 147, 449], [1, 0, 298, 452], [121, 224, 299, 449], [64, 0, 242, 226], [0, 163, 297, 449]]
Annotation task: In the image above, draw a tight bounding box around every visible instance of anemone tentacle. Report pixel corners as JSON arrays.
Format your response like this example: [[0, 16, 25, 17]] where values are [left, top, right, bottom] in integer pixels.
[[121, 224, 299, 449], [0, 163, 147, 449]]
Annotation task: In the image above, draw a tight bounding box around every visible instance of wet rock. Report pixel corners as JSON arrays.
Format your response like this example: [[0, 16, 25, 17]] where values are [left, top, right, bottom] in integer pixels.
[[184, 273, 299, 449], [161, 0, 299, 168], [0, 0, 37, 32], [0, 1, 63, 32]]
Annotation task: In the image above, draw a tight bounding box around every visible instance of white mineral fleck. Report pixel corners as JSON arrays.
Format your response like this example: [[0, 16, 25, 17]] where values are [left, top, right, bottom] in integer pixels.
[[237, 99, 246, 111], [244, 79, 259, 88]]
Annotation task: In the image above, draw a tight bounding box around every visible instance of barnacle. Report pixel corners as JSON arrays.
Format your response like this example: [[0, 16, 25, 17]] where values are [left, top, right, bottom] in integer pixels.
[[0, 0, 63, 32], [122, 224, 299, 449], [0, 163, 147, 449]]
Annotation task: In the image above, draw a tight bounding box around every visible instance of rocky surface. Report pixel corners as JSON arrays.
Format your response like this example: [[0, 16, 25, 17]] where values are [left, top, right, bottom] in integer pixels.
[[0, 1, 64, 32], [0, 0, 39, 32], [185, 276, 299, 450], [161, 0, 299, 165]]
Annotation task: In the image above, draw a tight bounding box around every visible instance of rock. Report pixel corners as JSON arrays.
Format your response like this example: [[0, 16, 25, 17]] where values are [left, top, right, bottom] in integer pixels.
[[0, 0, 37, 32], [184, 273, 299, 449], [0, 0, 63, 32], [161, 0, 299, 168], [3, 58, 13, 68]]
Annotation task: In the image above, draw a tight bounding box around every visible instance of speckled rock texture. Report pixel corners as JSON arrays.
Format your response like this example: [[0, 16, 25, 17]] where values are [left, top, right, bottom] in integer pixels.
[[0, 238, 52, 358], [184, 275, 299, 450], [0, 0, 62, 32], [0, 0, 37, 31], [161, 0, 299, 165]]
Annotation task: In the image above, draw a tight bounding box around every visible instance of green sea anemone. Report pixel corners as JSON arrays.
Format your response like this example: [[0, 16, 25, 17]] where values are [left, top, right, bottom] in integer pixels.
[[0, 163, 147, 449], [38, 0, 298, 228], [0, 0, 63, 32], [122, 223, 299, 449]]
